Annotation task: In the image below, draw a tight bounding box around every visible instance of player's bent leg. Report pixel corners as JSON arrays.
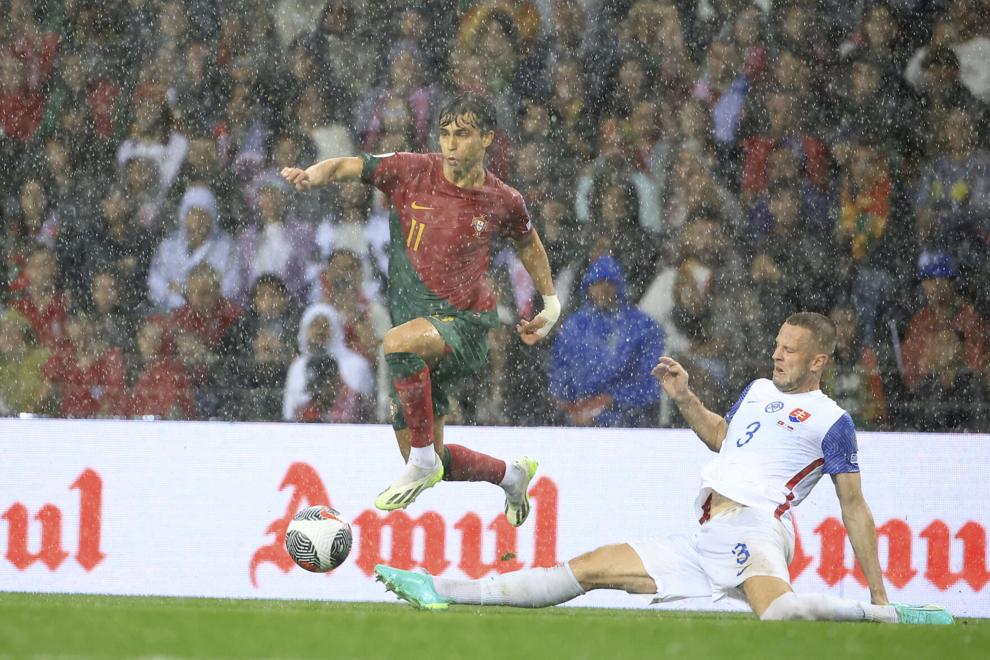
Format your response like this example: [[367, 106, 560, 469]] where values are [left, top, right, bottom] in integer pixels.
[[741, 575, 793, 618], [568, 543, 658, 594], [377, 321, 448, 511]]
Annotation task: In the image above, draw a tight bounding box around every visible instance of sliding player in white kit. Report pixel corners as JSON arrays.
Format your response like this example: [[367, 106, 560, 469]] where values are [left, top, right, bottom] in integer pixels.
[[375, 313, 953, 624]]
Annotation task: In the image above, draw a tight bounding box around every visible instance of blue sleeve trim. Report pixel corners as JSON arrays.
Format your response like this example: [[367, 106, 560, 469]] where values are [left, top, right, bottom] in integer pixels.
[[725, 381, 755, 422], [821, 412, 860, 474]]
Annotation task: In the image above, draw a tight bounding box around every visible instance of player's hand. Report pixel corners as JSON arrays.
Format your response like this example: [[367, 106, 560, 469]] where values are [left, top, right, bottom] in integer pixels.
[[652, 356, 690, 398], [516, 293, 561, 346], [515, 316, 547, 346], [281, 167, 313, 191]]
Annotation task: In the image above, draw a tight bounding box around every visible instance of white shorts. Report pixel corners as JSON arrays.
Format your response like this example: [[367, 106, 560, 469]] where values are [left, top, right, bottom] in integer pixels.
[[629, 505, 794, 603]]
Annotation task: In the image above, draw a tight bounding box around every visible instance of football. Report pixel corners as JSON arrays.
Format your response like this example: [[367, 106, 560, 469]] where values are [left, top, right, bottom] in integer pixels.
[[284, 505, 353, 572]]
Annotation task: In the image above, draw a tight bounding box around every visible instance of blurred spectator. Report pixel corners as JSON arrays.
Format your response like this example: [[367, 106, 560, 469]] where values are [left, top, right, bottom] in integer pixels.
[[124, 317, 197, 420], [81, 186, 155, 310], [219, 274, 298, 421], [587, 177, 661, 300], [745, 179, 839, 324], [824, 305, 886, 429], [911, 327, 989, 431], [169, 262, 244, 382], [912, 46, 988, 155], [663, 146, 742, 237], [904, 0, 990, 104], [912, 108, 990, 270], [550, 255, 663, 427], [170, 133, 243, 233], [834, 54, 916, 157], [42, 311, 126, 418], [236, 177, 314, 303], [310, 184, 389, 299], [694, 40, 749, 150], [282, 303, 374, 421], [731, 5, 770, 85], [0, 52, 46, 145], [215, 82, 271, 185], [148, 186, 239, 310], [745, 141, 832, 241], [0, 310, 51, 416], [2, 179, 58, 298], [901, 252, 990, 391], [89, 266, 139, 361], [834, 140, 912, 346], [576, 114, 662, 236], [739, 91, 830, 202], [122, 156, 168, 233], [357, 48, 436, 151], [8, 246, 68, 349], [292, 353, 369, 423], [223, 274, 300, 362], [117, 84, 189, 195], [310, 249, 388, 362]]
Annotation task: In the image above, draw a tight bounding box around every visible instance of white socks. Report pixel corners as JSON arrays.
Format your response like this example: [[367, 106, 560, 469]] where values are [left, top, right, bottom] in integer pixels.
[[761, 592, 898, 623], [409, 445, 438, 469], [432, 564, 585, 608], [498, 461, 524, 493]]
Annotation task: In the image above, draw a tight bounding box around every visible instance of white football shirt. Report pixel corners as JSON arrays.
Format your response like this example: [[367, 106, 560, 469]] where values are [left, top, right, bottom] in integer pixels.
[[694, 378, 859, 523]]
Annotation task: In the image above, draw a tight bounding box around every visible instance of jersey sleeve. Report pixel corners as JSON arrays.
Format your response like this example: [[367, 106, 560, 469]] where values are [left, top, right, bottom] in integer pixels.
[[821, 412, 860, 474], [500, 189, 533, 239], [725, 380, 755, 422], [360, 152, 430, 196]]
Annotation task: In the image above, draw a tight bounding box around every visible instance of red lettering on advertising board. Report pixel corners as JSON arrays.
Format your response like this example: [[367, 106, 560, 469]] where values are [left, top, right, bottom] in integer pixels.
[[920, 521, 990, 591], [253, 467, 561, 586], [455, 515, 524, 578], [353, 510, 450, 576], [72, 469, 106, 570], [812, 517, 916, 588], [788, 515, 813, 581], [3, 468, 104, 572], [249, 462, 331, 587]]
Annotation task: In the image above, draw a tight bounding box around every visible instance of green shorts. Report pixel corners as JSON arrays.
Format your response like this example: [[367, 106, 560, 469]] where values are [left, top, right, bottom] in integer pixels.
[[389, 313, 491, 429]]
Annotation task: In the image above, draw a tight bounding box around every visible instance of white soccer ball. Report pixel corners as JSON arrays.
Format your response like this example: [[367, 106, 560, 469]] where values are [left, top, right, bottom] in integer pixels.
[[284, 505, 353, 572]]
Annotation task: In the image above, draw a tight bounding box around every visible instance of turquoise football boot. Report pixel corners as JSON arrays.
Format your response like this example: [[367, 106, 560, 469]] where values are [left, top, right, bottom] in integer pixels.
[[375, 564, 451, 610], [892, 603, 955, 625]]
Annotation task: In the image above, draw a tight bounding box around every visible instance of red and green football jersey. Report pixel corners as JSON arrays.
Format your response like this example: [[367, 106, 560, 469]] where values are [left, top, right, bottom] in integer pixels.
[[361, 152, 533, 327]]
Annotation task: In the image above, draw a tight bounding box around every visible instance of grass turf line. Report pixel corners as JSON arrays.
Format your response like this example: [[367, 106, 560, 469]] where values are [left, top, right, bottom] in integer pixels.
[[0, 593, 986, 660]]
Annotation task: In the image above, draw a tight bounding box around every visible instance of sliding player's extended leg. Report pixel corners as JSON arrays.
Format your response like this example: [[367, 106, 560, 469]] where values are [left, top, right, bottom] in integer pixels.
[[376, 543, 655, 610]]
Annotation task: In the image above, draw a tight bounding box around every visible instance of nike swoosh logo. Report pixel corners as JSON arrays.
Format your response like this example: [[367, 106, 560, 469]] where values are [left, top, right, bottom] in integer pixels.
[[411, 201, 434, 210]]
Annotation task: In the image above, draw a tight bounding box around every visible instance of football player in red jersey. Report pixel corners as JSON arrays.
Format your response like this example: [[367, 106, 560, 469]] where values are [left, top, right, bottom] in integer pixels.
[[282, 94, 559, 524]]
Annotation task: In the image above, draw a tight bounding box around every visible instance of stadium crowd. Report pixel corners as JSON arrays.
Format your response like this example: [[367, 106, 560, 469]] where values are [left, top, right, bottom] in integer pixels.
[[1, 0, 988, 432]]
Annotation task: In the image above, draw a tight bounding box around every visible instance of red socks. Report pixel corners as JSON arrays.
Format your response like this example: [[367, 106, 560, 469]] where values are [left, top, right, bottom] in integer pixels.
[[388, 352, 434, 449], [444, 444, 506, 484]]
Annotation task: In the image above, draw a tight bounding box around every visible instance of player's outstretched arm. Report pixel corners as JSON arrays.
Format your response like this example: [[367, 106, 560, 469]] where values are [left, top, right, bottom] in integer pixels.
[[281, 156, 363, 191], [513, 230, 559, 346], [832, 472, 889, 605], [652, 357, 727, 451]]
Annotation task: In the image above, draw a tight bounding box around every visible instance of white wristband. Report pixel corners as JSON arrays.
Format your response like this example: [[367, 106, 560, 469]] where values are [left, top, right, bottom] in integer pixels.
[[534, 294, 561, 338]]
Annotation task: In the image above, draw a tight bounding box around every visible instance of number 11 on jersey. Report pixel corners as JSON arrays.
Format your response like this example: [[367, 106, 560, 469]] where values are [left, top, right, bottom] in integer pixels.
[[406, 219, 426, 251]]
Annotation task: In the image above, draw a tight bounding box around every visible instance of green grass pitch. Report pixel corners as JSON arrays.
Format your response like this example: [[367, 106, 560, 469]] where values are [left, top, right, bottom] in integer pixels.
[[0, 593, 986, 659]]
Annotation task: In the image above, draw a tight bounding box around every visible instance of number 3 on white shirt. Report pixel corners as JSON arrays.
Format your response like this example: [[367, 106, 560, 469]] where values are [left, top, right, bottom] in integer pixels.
[[735, 421, 761, 447]]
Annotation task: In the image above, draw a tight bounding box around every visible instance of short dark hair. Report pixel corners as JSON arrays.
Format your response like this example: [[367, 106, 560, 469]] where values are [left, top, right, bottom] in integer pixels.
[[439, 93, 497, 134], [785, 312, 837, 356]]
